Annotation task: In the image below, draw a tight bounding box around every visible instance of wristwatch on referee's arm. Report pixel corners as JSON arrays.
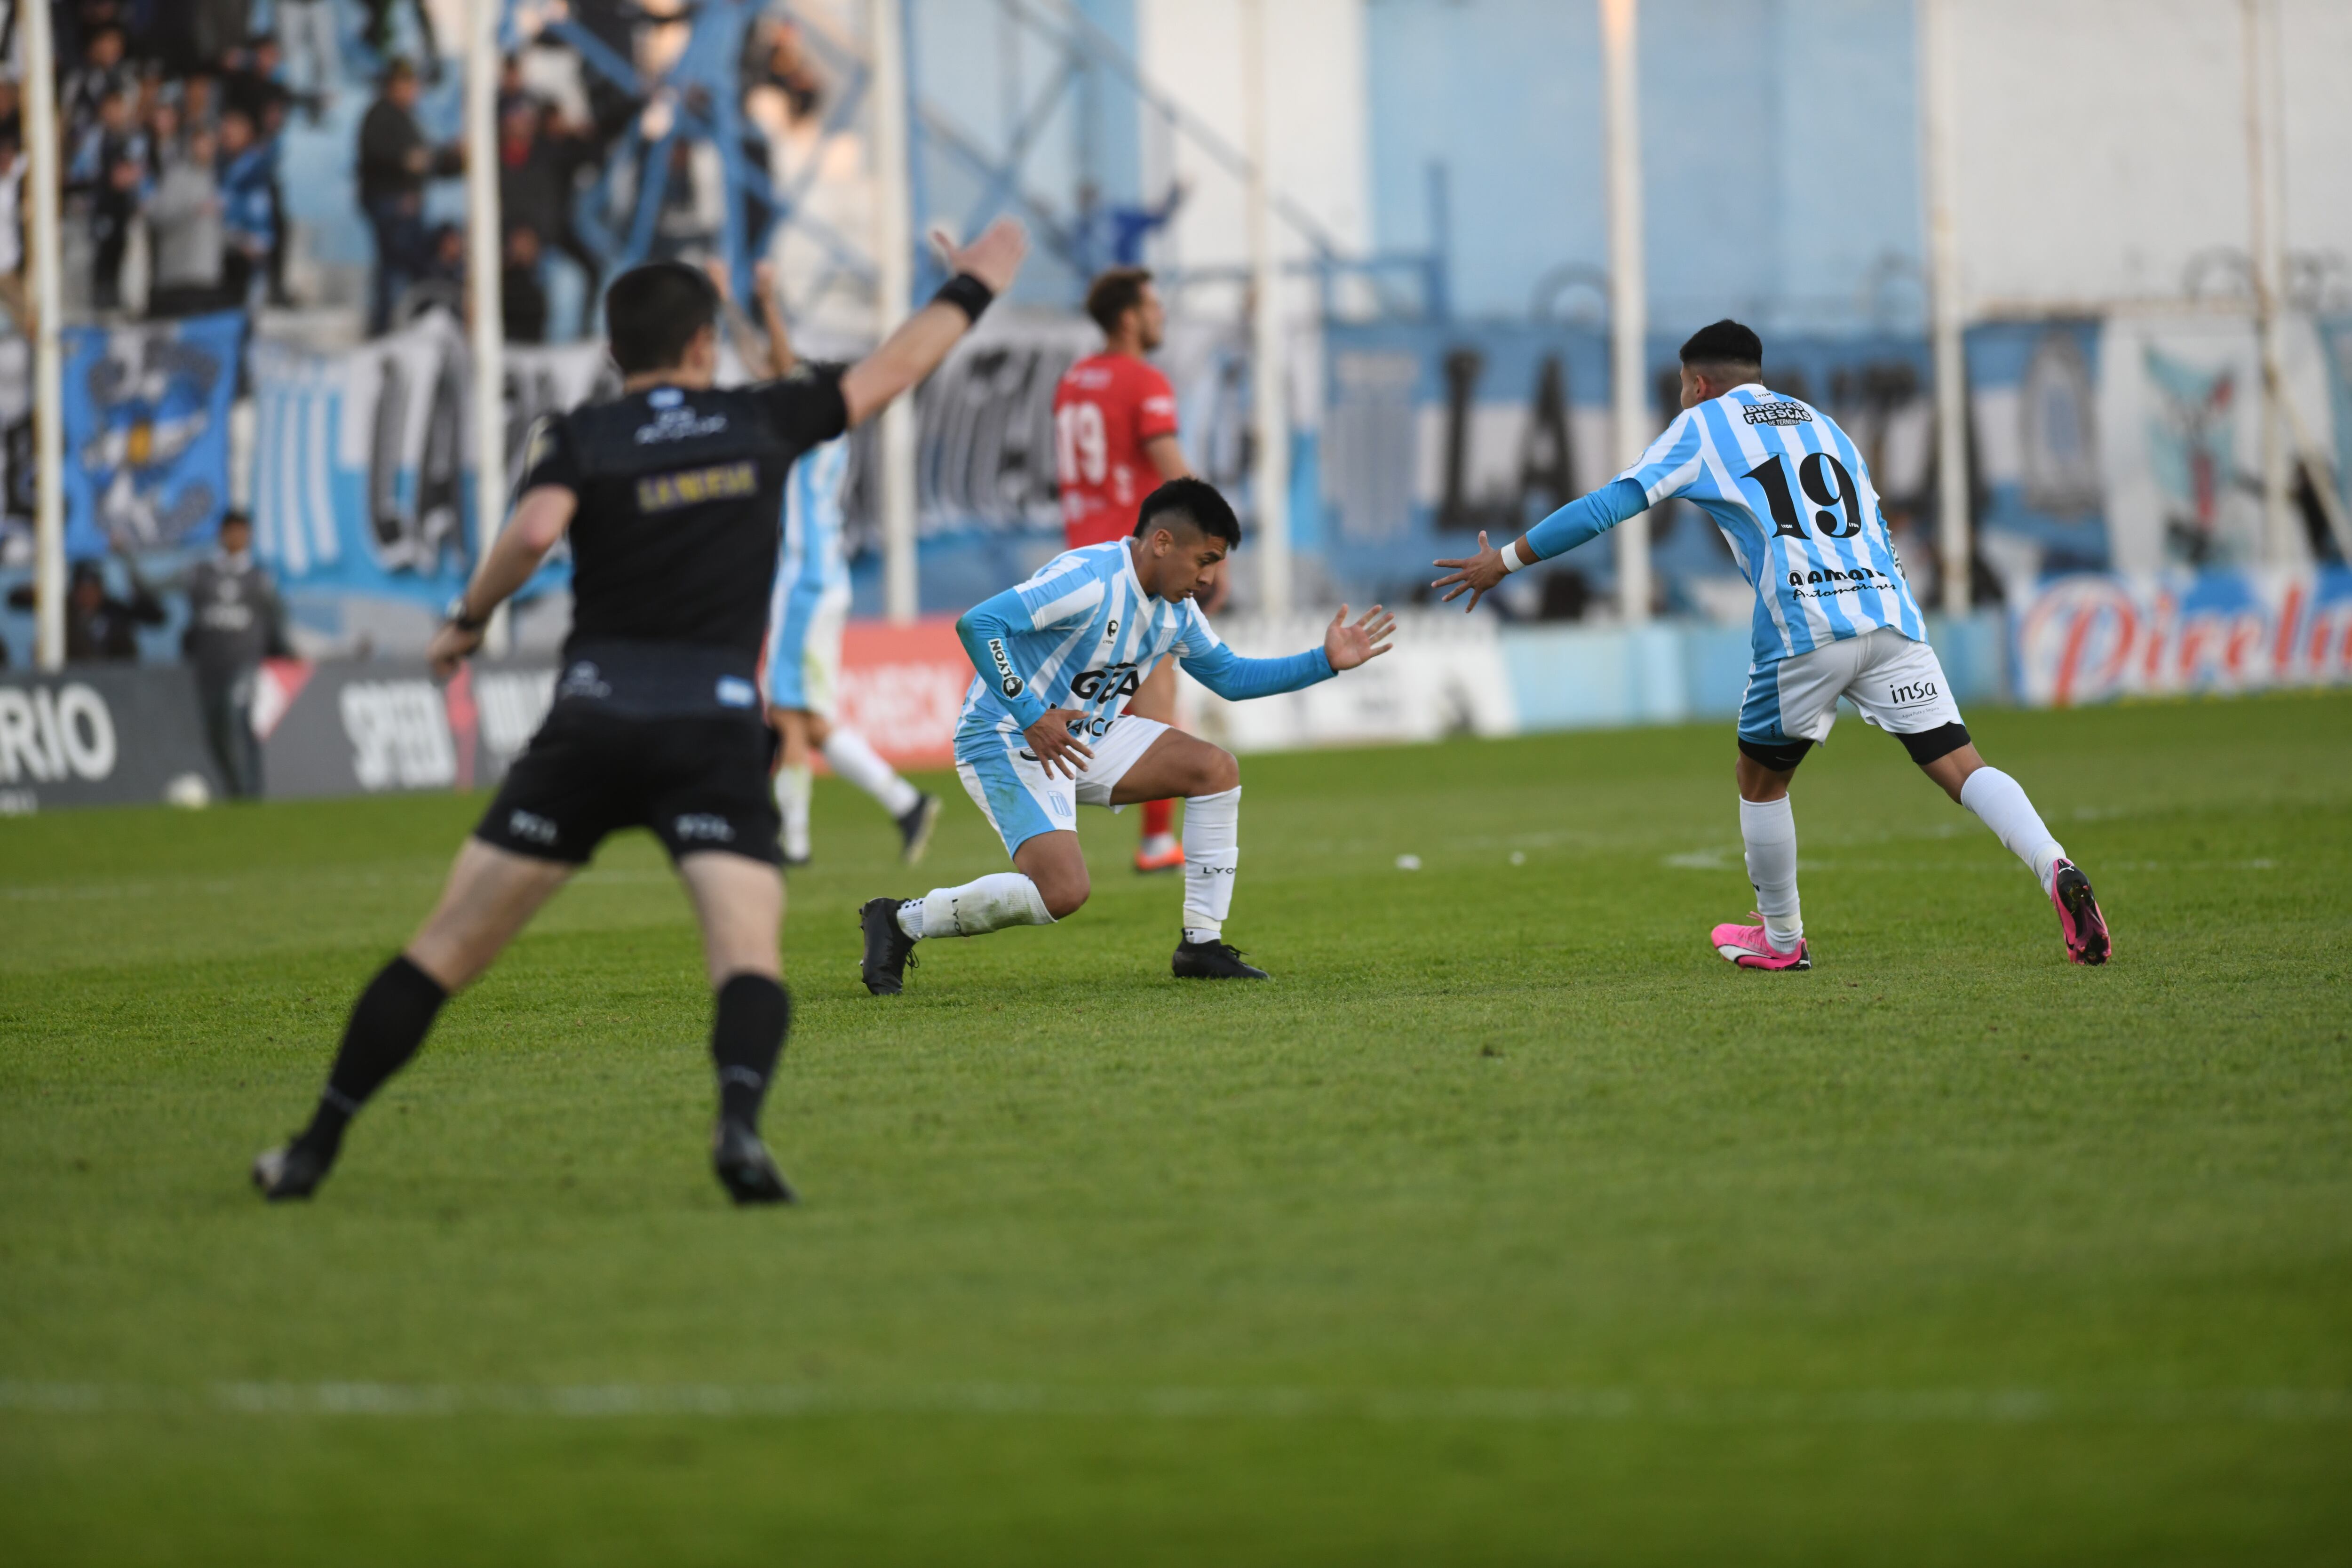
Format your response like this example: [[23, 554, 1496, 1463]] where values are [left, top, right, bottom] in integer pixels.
[[444, 593, 487, 636]]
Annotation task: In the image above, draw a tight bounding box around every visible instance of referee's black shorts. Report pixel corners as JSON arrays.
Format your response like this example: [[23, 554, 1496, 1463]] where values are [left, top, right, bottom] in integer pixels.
[[473, 708, 782, 867]]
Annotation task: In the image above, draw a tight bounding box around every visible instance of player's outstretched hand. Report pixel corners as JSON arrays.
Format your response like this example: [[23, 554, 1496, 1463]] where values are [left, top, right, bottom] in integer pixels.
[[427, 619, 483, 684], [1024, 707, 1095, 781], [1431, 530, 1510, 613], [932, 217, 1028, 295], [1325, 604, 1396, 671]]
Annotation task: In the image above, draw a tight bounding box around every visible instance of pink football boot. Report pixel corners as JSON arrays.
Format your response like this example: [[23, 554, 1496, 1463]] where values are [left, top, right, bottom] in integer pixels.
[[2047, 858, 2112, 966], [1711, 918, 1811, 971]]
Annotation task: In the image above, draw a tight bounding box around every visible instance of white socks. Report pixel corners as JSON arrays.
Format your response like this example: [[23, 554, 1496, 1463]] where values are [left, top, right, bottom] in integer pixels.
[[823, 729, 921, 818], [898, 872, 1053, 940], [1961, 767, 2065, 895], [1738, 795, 1803, 954], [1179, 786, 1241, 944], [774, 765, 812, 860]]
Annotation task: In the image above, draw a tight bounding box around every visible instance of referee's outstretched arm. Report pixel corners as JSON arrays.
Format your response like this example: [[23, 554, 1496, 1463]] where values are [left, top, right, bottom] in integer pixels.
[[839, 219, 1029, 427], [429, 487, 575, 680]]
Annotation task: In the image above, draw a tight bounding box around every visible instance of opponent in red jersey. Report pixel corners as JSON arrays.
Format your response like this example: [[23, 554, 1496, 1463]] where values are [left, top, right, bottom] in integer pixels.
[[1053, 268, 1204, 873]]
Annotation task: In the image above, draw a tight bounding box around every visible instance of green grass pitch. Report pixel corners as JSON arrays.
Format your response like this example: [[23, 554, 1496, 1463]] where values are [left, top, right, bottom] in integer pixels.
[[3, 693, 2348, 1564]]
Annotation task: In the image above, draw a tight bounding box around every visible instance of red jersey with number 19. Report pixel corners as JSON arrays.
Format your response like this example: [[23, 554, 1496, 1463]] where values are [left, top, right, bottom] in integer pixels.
[[1053, 352, 1181, 548]]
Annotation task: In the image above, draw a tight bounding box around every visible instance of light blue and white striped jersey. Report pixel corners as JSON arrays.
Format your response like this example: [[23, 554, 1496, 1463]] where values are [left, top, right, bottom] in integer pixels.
[[775, 434, 851, 603], [1620, 383, 1927, 668], [953, 541, 1330, 756]]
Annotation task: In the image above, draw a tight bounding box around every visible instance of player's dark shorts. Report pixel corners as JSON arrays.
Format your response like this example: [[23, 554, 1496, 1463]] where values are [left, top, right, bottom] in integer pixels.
[[474, 708, 782, 866]]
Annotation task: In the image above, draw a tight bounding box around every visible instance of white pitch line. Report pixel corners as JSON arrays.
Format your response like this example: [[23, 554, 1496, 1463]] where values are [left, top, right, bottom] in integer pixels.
[[1, 1382, 2345, 1425]]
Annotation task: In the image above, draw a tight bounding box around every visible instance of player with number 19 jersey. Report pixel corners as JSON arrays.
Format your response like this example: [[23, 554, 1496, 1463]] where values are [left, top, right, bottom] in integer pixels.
[[1433, 319, 2109, 976], [1624, 386, 1929, 669], [1054, 353, 1181, 548]]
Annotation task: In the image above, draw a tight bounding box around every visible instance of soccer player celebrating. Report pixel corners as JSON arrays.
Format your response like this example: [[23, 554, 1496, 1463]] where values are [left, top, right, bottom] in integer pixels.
[[251, 221, 1030, 1205], [722, 263, 941, 868], [858, 477, 1392, 990], [1433, 320, 2111, 970], [1053, 267, 1199, 874]]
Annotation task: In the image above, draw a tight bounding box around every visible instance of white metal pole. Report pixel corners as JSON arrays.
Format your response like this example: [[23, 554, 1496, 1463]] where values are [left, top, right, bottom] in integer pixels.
[[1600, 0, 1648, 623], [1923, 0, 1971, 615], [24, 0, 66, 670], [1240, 0, 1289, 617], [870, 0, 920, 624], [464, 0, 510, 653], [2242, 0, 2291, 566]]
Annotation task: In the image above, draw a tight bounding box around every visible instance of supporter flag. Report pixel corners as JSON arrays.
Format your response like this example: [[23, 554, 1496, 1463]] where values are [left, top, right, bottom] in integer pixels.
[[60, 310, 246, 558]]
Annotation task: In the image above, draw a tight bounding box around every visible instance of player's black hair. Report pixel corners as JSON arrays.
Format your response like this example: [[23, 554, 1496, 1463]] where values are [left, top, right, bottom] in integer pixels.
[[1084, 267, 1154, 336], [1679, 318, 1764, 376], [604, 261, 721, 374], [1135, 477, 1241, 547]]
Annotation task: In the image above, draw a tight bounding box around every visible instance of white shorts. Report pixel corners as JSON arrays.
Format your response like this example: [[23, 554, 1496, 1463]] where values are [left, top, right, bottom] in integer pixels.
[[1740, 627, 1963, 748], [762, 588, 846, 719], [954, 715, 1171, 855]]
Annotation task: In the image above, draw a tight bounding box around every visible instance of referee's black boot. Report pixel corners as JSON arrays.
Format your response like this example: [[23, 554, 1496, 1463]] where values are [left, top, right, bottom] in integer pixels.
[[858, 897, 918, 995], [251, 1139, 334, 1201], [1172, 937, 1268, 980], [712, 1119, 797, 1206]]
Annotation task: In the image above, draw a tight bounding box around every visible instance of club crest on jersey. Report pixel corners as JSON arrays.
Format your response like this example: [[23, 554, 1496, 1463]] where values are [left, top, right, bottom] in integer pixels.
[[1741, 400, 1814, 426], [987, 637, 1024, 698], [634, 404, 730, 444], [556, 661, 611, 700]]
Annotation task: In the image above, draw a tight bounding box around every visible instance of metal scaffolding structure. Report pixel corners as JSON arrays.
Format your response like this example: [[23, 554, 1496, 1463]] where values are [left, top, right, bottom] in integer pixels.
[[499, 0, 1444, 330]]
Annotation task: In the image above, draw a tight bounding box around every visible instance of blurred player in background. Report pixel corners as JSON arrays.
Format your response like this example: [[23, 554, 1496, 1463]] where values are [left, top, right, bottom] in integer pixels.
[[1435, 319, 2110, 971], [1053, 267, 1200, 874], [718, 263, 941, 868], [858, 478, 1392, 991]]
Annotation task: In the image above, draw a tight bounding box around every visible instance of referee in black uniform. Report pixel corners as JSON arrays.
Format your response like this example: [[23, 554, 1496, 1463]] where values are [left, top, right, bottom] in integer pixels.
[[254, 219, 1030, 1205]]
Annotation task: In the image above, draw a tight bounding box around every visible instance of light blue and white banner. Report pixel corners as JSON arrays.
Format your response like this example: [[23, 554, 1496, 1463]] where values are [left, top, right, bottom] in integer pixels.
[[248, 311, 476, 607], [249, 316, 606, 610]]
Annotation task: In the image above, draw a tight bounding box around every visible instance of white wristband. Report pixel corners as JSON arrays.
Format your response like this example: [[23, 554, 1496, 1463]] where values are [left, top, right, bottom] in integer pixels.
[[1498, 540, 1528, 573]]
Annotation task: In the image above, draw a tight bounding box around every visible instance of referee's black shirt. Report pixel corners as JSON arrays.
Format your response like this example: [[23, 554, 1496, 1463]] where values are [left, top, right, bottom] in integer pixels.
[[518, 367, 849, 667]]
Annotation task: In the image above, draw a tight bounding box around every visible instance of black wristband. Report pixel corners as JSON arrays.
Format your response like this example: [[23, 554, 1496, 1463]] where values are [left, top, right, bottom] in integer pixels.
[[932, 272, 995, 324]]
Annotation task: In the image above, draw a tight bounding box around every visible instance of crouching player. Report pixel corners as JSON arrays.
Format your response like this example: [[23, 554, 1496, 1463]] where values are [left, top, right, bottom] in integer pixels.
[[1433, 318, 2110, 970], [858, 477, 1392, 989]]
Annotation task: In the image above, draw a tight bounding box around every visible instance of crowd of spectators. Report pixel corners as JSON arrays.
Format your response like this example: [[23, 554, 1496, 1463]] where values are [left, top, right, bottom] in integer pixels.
[[48, 3, 302, 318], [0, 3, 842, 687]]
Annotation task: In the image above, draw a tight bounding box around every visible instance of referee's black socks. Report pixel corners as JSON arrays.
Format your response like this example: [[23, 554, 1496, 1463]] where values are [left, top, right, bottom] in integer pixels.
[[293, 954, 450, 1163], [712, 973, 791, 1130]]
